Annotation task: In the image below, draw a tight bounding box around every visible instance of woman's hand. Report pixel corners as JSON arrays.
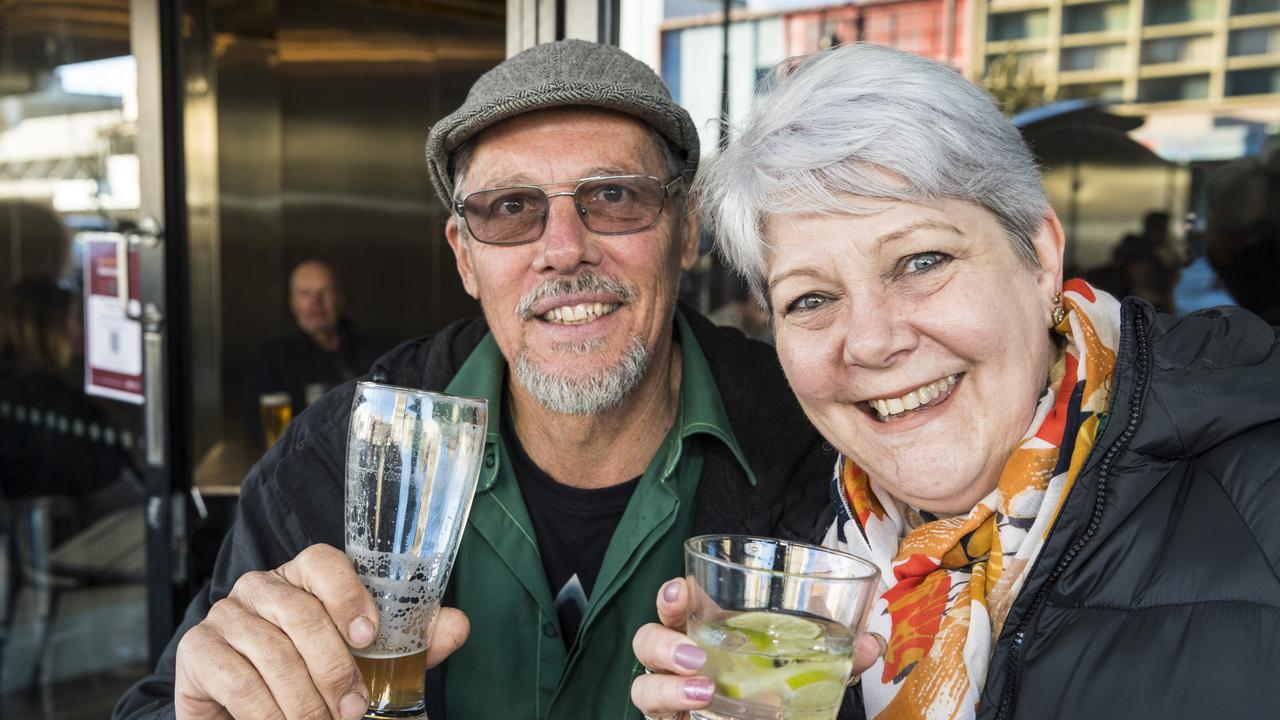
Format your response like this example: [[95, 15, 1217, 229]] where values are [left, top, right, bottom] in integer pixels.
[[630, 578, 885, 720]]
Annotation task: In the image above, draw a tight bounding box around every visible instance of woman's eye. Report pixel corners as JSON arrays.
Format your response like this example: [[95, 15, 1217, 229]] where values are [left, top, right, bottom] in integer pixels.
[[902, 252, 950, 275], [786, 295, 827, 314]]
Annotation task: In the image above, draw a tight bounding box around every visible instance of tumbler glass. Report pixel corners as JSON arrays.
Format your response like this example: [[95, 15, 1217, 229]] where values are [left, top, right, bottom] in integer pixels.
[[344, 381, 487, 719], [684, 535, 880, 720]]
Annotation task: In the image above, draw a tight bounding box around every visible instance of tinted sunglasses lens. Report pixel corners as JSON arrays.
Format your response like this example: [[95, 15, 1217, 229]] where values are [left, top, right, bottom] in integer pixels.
[[577, 177, 664, 233], [463, 187, 547, 243]]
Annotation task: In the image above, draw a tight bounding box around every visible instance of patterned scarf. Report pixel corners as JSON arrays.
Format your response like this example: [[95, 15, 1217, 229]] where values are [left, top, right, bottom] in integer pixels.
[[826, 280, 1121, 719]]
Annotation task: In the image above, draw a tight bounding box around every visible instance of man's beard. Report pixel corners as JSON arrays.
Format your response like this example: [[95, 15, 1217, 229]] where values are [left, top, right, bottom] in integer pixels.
[[511, 270, 651, 416], [515, 336, 650, 416]]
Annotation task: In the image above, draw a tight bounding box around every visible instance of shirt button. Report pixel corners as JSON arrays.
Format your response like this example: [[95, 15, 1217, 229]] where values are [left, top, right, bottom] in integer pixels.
[[542, 622, 558, 638]]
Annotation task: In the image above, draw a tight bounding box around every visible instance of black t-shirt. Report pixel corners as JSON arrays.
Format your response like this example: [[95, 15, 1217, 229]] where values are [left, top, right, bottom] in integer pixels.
[[501, 402, 640, 649]]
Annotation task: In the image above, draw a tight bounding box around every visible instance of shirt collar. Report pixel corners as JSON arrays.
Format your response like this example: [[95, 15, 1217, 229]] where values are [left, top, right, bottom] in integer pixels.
[[444, 308, 754, 492]]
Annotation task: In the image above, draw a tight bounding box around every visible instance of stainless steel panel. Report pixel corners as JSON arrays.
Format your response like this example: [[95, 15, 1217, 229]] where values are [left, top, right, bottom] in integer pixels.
[[184, 0, 505, 456]]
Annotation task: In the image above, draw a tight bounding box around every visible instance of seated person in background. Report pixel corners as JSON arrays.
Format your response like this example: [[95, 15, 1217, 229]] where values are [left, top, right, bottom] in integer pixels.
[[1206, 148, 1280, 324], [0, 276, 141, 520], [242, 258, 380, 446], [115, 39, 836, 720]]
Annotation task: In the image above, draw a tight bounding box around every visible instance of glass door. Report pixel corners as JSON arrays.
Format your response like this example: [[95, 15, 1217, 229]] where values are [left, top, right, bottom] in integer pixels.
[[0, 1, 184, 716]]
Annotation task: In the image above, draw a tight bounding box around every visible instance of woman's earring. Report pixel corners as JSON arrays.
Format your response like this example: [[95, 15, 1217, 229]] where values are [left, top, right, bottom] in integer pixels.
[[1052, 291, 1066, 326]]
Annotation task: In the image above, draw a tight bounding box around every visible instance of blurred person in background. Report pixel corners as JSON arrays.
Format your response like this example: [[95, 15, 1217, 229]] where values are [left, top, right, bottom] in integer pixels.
[[1085, 211, 1181, 313], [707, 277, 772, 343], [1206, 148, 1280, 325], [632, 43, 1280, 720], [0, 276, 141, 520], [242, 258, 381, 447]]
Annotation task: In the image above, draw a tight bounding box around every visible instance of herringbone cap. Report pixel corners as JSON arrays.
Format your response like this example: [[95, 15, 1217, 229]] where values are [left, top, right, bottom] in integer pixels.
[[425, 39, 699, 208]]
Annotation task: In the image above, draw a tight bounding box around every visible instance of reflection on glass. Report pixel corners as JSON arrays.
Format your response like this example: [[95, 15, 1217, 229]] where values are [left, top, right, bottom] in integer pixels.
[[0, 3, 146, 714]]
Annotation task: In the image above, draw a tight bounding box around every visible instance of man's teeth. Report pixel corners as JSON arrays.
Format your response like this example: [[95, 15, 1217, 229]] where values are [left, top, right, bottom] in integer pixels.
[[541, 302, 619, 325], [870, 375, 959, 420]]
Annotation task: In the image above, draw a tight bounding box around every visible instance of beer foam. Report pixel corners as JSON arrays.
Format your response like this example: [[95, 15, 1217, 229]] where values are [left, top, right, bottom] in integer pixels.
[[348, 548, 449, 657]]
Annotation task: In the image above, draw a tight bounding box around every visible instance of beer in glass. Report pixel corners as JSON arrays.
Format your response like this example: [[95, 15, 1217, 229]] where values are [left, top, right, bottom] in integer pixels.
[[345, 381, 487, 718], [259, 392, 292, 447]]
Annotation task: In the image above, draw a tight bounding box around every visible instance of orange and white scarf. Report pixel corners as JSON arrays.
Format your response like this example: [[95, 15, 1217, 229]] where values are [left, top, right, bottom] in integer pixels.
[[825, 280, 1121, 719]]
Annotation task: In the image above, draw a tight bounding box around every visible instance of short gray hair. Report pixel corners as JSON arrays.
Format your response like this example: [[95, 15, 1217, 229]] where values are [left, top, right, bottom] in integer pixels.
[[699, 43, 1048, 299]]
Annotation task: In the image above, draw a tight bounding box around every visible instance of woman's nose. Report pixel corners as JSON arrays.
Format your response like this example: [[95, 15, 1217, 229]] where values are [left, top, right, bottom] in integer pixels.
[[841, 293, 913, 368]]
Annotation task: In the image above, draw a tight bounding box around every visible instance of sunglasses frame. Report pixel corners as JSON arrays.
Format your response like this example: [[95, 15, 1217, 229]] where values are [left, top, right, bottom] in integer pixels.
[[453, 174, 684, 246]]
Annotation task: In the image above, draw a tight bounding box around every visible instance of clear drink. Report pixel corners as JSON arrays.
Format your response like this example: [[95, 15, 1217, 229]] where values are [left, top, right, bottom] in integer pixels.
[[685, 535, 879, 720], [345, 382, 487, 719], [690, 611, 854, 720]]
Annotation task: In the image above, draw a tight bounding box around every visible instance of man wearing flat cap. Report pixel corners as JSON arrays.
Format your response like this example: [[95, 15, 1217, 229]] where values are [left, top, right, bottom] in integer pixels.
[[115, 40, 832, 720]]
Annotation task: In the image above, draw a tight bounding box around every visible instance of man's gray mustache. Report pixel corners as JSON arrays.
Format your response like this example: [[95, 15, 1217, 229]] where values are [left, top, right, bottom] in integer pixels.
[[516, 271, 638, 320]]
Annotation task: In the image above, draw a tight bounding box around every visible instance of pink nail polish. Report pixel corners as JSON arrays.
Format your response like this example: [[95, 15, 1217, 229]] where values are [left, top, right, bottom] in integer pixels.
[[674, 643, 706, 670], [682, 677, 715, 702], [662, 580, 680, 603]]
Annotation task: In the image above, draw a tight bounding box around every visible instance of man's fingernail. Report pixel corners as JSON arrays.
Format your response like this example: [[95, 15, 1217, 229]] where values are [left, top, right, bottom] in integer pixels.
[[674, 643, 706, 670], [349, 616, 375, 646], [661, 580, 680, 603], [682, 677, 715, 702], [339, 692, 368, 720]]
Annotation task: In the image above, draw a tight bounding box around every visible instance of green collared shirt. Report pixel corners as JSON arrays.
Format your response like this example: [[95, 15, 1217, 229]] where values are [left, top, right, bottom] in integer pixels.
[[441, 310, 752, 719]]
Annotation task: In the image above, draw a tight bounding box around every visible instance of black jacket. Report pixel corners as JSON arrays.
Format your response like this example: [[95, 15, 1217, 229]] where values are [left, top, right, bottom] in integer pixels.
[[115, 306, 836, 720], [981, 299, 1280, 719], [242, 319, 382, 446], [845, 299, 1280, 719]]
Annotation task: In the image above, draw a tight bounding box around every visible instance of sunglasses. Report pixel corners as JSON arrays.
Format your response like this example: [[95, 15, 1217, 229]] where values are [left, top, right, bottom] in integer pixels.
[[454, 175, 683, 246]]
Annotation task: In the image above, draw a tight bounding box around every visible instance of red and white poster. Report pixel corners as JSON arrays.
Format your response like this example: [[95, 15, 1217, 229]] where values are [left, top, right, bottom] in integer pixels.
[[83, 233, 144, 404]]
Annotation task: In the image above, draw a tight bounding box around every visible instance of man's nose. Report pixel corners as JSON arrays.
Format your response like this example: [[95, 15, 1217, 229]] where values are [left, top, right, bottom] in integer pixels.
[[534, 193, 603, 272]]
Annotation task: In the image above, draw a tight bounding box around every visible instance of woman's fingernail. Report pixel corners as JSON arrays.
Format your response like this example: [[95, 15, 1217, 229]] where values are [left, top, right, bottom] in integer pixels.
[[339, 692, 368, 720], [674, 643, 706, 670], [348, 616, 375, 647], [682, 677, 715, 702], [661, 580, 681, 603], [869, 632, 888, 657]]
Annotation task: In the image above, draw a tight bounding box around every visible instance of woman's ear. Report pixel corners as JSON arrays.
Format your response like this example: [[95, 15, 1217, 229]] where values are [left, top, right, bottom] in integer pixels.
[[1032, 209, 1067, 300]]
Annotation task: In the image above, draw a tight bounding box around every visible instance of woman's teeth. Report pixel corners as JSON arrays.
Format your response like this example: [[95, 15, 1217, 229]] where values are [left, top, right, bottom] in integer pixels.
[[542, 302, 619, 325], [870, 374, 960, 421]]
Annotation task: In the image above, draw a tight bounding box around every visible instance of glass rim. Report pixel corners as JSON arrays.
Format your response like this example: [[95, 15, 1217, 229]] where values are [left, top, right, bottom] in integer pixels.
[[354, 380, 488, 414], [684, 533, 880, 583]]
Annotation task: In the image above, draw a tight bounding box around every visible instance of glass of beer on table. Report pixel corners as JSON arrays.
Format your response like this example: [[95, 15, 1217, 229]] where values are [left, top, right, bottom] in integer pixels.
[[259, 392, 292, 447], [684, 535, 880, 720], [344, 381, 487, 719]]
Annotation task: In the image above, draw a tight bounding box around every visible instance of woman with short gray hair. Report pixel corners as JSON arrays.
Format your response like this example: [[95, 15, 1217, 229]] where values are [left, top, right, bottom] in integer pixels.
[[632, 43, 1280, 720]]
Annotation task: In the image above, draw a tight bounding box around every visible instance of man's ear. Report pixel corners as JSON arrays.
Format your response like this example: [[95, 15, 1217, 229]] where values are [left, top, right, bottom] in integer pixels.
[[446, 216, 481, 299], [678, 210, 701, 271]]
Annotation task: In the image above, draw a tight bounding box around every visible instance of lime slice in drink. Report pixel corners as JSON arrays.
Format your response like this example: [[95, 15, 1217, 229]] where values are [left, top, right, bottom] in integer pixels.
[[726, 612, 822, 641], [784, 678, 845, 712]]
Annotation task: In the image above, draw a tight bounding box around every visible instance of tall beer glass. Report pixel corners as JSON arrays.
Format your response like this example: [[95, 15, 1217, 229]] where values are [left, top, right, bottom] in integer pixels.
[[344, 381, 487, 719], [685, 535, 880, 720]]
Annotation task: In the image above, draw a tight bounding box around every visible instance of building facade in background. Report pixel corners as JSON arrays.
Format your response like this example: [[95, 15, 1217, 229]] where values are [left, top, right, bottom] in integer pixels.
[[658, 1, 972, 155], [972, 0, 1280, 162]]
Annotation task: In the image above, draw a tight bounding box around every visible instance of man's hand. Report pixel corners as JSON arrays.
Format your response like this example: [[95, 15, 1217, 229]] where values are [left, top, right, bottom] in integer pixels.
[[630, 578, 883, 719], [174, 543, 470, 720]]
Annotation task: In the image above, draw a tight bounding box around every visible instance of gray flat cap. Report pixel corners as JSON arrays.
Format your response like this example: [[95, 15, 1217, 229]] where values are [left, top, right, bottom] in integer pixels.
[[425, 39, 699, 208]]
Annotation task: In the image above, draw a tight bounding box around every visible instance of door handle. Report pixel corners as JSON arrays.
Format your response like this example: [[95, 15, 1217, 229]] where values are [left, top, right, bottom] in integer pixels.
[[121, 216, 164, 320]]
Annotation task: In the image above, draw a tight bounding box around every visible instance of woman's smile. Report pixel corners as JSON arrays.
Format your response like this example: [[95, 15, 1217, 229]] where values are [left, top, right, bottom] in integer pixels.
[[859, 372, 963, 424]]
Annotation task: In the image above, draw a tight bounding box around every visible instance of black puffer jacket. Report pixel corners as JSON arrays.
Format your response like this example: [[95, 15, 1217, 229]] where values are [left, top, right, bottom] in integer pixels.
[[979, 300, 1280, 718], [844, 299, 1280, 719]]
